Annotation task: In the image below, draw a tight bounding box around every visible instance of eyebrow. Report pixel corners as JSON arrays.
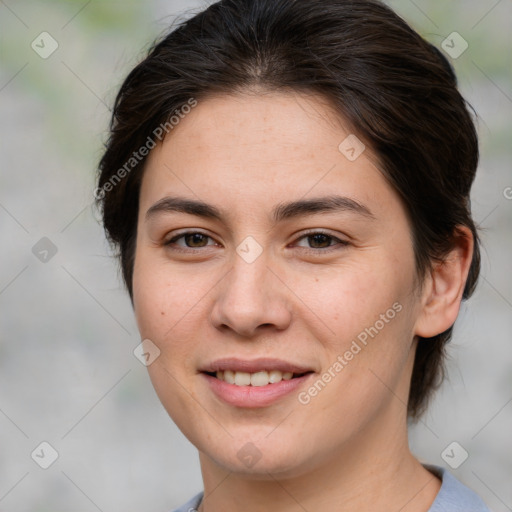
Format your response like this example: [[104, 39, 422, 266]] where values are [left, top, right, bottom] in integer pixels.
[[145, 195, 375, 223]]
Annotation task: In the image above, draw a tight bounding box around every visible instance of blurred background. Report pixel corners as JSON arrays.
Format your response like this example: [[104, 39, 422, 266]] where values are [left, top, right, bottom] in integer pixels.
[[0, 0, 511, 510]]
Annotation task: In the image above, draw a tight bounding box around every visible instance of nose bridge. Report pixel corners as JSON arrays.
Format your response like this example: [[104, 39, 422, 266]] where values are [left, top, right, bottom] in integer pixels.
[[210, 243, 291, 336], [226, 246, 274, 311]]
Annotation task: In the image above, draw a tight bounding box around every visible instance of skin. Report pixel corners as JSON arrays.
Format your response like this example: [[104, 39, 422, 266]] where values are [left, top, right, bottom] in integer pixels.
[[132, 90, 473, 511]]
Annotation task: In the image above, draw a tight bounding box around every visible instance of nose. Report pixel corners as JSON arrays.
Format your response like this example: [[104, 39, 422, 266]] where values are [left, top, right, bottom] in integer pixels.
[[209, 249, 292, 339]]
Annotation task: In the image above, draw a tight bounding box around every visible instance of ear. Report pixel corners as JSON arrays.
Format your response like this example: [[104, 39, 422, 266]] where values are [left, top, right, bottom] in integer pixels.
[[414, 226, 474, 338]]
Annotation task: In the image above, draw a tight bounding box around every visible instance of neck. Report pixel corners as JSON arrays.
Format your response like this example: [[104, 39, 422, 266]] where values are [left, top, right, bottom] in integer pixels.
[[197, 400, 441, 512]]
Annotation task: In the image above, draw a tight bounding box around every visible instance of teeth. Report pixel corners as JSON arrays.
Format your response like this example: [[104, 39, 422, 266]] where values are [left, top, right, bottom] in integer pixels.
[[268, 370, 283, 383], [223, 370, 235, 384], [250, 371, 268, 387], [234, 371, 251, 386], [213, 370, 298, 386]]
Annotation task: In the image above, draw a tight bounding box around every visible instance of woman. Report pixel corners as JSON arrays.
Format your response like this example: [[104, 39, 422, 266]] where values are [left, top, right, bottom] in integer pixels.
[[96, 0, 490, 510]]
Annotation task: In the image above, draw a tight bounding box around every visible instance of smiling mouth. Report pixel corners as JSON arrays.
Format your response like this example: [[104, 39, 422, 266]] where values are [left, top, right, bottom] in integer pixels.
[[205, 370, 313, 386]]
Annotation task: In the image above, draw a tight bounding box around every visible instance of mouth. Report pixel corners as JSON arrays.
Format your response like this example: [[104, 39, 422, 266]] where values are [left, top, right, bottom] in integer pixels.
[[200, 358, 315, 407], [204, 369, 312, 386]]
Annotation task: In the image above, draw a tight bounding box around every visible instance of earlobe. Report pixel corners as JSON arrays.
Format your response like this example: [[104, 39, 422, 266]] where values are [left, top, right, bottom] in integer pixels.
[[414, 227, 474, 338]]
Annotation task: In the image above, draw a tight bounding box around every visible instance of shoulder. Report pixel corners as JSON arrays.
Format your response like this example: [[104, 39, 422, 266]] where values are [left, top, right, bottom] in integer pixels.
[[168, 467, 491, 512], [168, 491, 203, 512], [424, 464, 491, 512]]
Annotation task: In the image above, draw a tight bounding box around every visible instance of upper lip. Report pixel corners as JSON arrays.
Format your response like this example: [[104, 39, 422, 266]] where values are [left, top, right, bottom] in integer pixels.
[[200, 357, 315, 374]]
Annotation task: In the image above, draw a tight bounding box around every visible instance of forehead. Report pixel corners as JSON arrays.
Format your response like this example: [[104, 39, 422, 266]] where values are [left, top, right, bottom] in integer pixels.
[[139, 91, 400, 223], [154, 91, 353, 166]]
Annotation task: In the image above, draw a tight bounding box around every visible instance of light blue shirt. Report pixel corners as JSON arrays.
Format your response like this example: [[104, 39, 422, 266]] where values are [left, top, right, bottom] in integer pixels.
[[169, 464, 490, 511]]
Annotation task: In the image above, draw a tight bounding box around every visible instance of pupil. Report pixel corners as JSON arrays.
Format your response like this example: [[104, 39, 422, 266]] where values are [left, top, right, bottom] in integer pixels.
[[187, 233, 207, 247], [310, 234, 330, 248]]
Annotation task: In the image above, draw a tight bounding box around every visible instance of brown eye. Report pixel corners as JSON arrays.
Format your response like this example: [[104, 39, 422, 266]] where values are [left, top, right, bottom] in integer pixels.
[[305, 233, 333, 249], [182, 233, 209, 247], [293, 231, 349, 253], [164, 231, 216, 250]]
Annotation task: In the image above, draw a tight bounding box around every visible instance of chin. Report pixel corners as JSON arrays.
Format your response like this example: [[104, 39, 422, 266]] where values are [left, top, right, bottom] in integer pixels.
[[197, 433, 316, 479]]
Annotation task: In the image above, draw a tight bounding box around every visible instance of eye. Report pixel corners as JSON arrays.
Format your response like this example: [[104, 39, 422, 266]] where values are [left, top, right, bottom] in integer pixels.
[[292, 231, 349, 253], [163, 230, 348, 254], [164, 231, 218, 252]]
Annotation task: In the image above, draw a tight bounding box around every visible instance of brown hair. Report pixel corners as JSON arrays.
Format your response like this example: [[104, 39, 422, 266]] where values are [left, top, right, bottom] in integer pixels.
[[96, 0, 480, 420]]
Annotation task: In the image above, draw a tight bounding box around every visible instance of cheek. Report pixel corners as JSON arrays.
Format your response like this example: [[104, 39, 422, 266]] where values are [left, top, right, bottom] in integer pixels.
[[132, 256, 186, 382], [303, 256, 413, 341], [132, 252, 203, 425], [132, 249, 213, 377], [133, 249, 194, 335], [298, 255, 417, 403], [132, 258, 168, 340]]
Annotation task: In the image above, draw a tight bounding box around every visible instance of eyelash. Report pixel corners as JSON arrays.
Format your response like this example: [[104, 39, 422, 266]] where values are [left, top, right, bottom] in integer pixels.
[[163, 230, 349, 255]]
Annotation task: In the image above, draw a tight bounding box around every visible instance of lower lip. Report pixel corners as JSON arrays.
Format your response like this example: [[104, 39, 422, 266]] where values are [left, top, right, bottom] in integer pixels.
[[202, 373, 313, 408]]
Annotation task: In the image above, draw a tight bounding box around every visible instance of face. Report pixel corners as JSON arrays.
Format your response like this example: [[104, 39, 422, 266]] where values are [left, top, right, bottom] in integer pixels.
[[132, 91, 424, 478]]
